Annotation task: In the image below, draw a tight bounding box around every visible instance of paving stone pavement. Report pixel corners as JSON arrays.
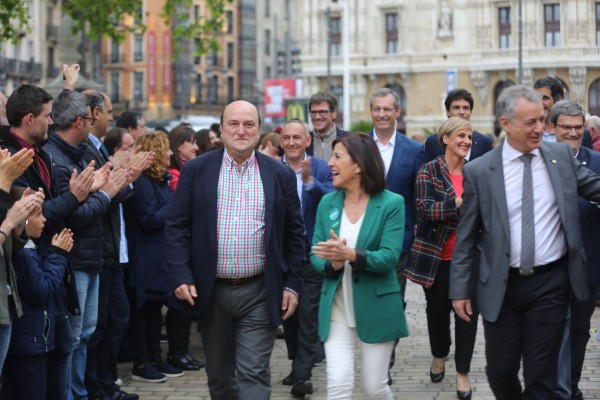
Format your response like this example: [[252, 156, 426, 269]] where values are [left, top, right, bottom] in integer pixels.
[[117, 281, 600, 399]]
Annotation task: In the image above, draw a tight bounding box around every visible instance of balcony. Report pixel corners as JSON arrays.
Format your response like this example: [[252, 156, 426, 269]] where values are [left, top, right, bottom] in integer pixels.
[[0, 58, 43, 81], [46, 65, 59, 78]]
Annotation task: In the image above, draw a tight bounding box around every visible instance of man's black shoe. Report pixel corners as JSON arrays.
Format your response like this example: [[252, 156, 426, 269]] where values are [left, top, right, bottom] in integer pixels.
[[167, 353, 203, 371], [572, 388, 583, 400], [109, 389, 140, 400], [290, 379, 314, 398], [282, 373, 294, 385]]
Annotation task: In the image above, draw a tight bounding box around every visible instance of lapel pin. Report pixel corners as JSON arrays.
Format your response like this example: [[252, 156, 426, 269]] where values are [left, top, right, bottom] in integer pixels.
[[551, 159, 557, 164]]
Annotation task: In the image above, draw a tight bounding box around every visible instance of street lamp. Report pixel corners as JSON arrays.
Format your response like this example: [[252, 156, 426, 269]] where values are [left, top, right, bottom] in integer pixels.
[[332, 0, 350, 130]]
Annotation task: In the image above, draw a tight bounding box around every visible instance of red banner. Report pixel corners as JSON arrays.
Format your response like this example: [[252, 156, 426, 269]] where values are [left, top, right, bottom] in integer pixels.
[[264, 79, 296, 118], [164, 32, 171, 92]]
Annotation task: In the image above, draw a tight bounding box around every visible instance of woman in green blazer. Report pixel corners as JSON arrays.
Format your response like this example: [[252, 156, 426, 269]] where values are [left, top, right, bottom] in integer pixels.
[[311, 133, 408, 399]]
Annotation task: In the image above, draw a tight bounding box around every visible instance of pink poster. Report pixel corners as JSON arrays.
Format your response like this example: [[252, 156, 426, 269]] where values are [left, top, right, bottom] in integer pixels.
[[164, 32, 171, 92], [148, 31, 155, 92]]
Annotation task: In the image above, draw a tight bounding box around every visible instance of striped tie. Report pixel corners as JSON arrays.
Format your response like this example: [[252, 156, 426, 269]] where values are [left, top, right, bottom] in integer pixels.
[[519, 154, 535, 275]]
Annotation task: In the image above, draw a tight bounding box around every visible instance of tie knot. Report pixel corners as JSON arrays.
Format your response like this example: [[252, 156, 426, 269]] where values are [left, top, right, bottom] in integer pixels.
[[519, 154, 533, 164]]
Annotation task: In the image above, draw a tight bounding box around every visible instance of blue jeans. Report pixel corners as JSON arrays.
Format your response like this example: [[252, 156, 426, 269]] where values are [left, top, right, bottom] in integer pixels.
[[0, 322, 11, 373], [67, 271, 99, 400]]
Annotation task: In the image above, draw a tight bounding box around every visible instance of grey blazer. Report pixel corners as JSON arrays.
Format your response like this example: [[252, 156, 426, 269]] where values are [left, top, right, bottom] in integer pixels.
[[449, 141, 600, 322]]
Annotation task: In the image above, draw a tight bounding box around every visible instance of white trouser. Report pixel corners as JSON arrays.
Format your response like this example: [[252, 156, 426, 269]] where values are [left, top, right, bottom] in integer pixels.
[[324, 320, 395, 400]]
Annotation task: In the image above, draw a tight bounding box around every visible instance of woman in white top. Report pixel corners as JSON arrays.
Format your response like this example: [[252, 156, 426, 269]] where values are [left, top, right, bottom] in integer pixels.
[[311, 133, 408, 399]]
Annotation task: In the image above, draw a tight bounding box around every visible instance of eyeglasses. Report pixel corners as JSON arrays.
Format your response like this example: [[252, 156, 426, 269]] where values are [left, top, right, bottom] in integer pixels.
[[309, 109, 332, 117], [371, 107, 397, 114], [556, 124, 583, 132], [79, 116, 95, 126]]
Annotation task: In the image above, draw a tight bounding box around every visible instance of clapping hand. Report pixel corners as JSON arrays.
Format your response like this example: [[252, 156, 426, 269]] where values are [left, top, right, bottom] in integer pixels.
[[51, 228, 74, 253], [312, 230, 351, 271]]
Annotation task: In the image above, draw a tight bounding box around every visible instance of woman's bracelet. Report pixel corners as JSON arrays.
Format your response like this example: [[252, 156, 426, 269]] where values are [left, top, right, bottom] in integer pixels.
[[0, 229, 8, 241]]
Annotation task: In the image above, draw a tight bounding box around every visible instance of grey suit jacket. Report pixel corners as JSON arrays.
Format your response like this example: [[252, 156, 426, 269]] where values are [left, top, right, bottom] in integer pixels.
[[449, 141, 600, 322]]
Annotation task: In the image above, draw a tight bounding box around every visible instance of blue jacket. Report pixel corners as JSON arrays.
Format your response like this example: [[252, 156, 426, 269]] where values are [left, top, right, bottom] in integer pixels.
[[368, 130, 425, 253], [165, 149, 305, 325], [576, 146, 600, 288], [124, 173, 173, 308], [43, 131, 111, 273], [9, 245, 68, 355]]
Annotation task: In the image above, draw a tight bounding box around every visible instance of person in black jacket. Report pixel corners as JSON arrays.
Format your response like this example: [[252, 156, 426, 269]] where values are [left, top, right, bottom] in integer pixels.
[[1, 196, 73, 400], [1, 83, 94, 399], [43, 90, 130, 400]]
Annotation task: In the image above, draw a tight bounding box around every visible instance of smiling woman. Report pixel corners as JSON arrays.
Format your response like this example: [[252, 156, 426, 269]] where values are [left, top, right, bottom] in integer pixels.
[[405, 116, 476, 400]]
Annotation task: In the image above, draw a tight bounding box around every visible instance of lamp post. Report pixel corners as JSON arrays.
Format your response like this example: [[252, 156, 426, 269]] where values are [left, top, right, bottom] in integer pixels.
[[342, 0, 350, 130], [517, 0, 523, 84]]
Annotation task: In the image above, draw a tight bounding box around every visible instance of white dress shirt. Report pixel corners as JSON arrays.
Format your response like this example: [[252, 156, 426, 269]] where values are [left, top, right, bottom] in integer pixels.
[[373, 130, 396, 176], [502, 141, 566, 268]]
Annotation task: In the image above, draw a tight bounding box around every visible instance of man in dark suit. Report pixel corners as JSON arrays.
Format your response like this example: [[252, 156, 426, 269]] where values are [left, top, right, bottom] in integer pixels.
[[165, 100, 305, 400], [278, 120, 334, 397], [307, 91, 349, 161], [424, 88, 493, 162], [450, 85, 600, 399], [367, 87, 425, 380], [552, 100, 600, 400]]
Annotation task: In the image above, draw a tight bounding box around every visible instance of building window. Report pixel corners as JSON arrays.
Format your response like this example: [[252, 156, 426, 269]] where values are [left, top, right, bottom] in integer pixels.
[[544, 4, 560, 47], [265, 66, 272, 79], [596, 2, 600, 46], [385, 13, 398, 54], [227, 42, 234, 68], [111, 40, 120, 63], [499, 7, 511, 48], [210, 51, 218, 67], [265, 0, 270, 17], [264, 29, 271, 55], [209, 75, 219, 104], [134, 72, 144, 103], [195, 73, 202, 104], [111, 72, 120, 102], [194, 5, 200, 20], [134, 34, 144, 62], [194, 38, 201, 64], [227, 77, 234, 103], [330, 16, 341, 56], [226, 10, 234, 34]]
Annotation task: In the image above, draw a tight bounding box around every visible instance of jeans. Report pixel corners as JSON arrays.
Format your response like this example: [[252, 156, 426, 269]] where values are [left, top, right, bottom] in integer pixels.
[[0, 322, 11, 373], [48, 314, 74, 400], [67, 271, 99, 400], [325, 320, 394, 400]]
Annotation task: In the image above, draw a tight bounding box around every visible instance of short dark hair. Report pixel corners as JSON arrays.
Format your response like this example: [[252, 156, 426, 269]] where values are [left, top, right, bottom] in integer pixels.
[[534, 76, 564, 101], [6, 84, 53, 127], [116, 110, 143, 130], [104, 127, 128, 156], [332, 133, 386, 195], [169, 125, 198, 170], [444, 89, 474, 112], [309, 91, 338, 111], [549, 100, 586, 126]]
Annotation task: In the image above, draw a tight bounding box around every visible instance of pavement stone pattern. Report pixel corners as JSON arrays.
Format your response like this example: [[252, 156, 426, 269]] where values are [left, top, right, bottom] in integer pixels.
[[118, 281, 600, 399]]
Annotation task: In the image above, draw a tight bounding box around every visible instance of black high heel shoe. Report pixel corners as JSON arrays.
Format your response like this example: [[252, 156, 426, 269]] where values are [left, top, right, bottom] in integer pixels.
[[429, 367, 445, 383], [456, 374, 472, 399]]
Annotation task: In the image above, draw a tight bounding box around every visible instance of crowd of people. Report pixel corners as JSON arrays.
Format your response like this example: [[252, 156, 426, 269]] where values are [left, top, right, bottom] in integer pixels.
[[0, 64, 600, 400]]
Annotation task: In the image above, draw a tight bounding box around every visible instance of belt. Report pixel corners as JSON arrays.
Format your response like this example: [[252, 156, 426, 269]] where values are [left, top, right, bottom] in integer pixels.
[[510, 255, 567, 276], [215, 273, 263, 286]]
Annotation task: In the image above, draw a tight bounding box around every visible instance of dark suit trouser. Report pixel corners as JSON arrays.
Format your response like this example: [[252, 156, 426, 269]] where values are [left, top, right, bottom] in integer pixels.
[[483, 261, 570, 400], [283, 261, 323, 381], [423, 260, 478, 373], [201, 277, 277, 400], [389, 252, 408, 371], [85, 267, 130, 396], [570, 282, 597, 390]]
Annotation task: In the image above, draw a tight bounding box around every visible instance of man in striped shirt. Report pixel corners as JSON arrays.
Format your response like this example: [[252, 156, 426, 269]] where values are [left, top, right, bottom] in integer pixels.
[[166, 100, 305, 400]]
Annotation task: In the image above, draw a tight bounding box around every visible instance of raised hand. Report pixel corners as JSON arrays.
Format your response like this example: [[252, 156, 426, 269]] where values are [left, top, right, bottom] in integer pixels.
[[51, 228, 74, 253], [0, 148, 35, 191], [69, 163, 95, 202]]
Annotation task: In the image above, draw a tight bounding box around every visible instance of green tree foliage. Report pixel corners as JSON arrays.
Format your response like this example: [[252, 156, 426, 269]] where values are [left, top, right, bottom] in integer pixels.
[[1, 0, 233, 55]]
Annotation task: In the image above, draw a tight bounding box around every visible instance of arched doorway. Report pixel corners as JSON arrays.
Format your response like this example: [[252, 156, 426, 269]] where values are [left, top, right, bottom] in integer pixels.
[[386, 83, 407, 133], [493, 80, 516, 136], [589, 79, 600, 116]]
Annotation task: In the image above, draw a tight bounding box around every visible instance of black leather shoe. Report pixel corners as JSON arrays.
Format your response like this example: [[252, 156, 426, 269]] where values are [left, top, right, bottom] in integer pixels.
[[430, 368, 445, 383], [167, 353, 202, 371], [183, 353, 205, 368], [290, 380, 313, 398], [456, 389, 472, 400], [282, 373, 294, 386], [110, 389, 140, 400], [572, 388, 583, 400]]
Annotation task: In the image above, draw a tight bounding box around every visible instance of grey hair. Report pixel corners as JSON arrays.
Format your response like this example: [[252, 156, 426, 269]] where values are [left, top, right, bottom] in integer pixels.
[[549, 100, 585, 125], [369, 88, 401, 109], [85, 91, 106, 113], [282, 119, 310, 138], [52, 91, 90, 131], [587, 115, 600, 131], [495, 85, 542, 121]]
